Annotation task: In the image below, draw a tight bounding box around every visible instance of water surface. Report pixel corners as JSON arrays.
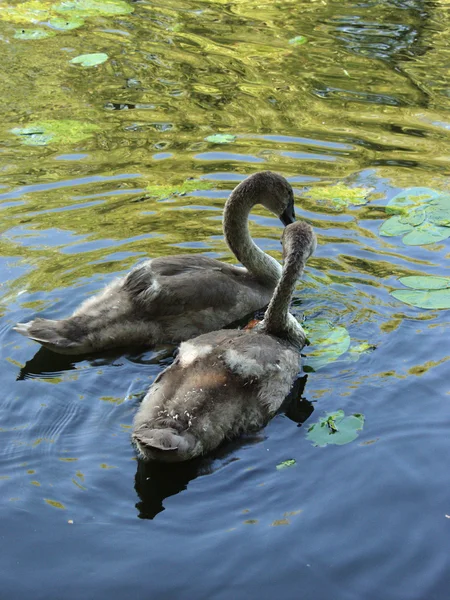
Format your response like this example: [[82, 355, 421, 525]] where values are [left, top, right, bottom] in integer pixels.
[[1, 0, 450, 598]]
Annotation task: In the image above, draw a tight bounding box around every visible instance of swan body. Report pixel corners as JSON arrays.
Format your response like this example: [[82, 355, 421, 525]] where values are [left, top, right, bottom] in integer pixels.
[[132, 220, 317, 462], [14, 171, 296, 354]]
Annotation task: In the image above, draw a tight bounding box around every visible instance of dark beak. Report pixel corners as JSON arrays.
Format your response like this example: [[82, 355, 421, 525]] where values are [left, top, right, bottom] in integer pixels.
[[280, 202, 296, 226]]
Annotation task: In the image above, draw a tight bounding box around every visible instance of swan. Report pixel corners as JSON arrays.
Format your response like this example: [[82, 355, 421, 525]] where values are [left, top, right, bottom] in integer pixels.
[[14, 171, 296, 354], [132, 220, 317, 462]]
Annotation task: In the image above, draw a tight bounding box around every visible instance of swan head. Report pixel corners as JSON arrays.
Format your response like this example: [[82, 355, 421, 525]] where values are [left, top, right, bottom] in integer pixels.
[[232, 171, 296, 226], [282, 220, 317, 264]]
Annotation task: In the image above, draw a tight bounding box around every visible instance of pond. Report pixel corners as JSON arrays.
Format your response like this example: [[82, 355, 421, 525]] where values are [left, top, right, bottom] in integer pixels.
[[1, 0, 450, 598]]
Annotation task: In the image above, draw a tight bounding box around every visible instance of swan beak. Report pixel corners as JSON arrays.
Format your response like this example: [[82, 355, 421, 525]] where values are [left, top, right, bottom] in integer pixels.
[[280, 204, 296, 226]]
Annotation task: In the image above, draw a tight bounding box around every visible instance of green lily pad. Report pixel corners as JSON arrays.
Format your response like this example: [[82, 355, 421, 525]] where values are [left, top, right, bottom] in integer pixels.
[[391, 288, 450, 310], [399, 275, 450, 290], [146, 179, 213, 200], [398, 207, 426, 227], [306, 410, 365, 447], [48, 15, 84, 29], [347, 342, 374, 362], [53, 0, 133, 17], [0, 1, 52, 24], [402, 222, 450, 246], [386, 187, 441, 215], [304, 184, 371, 210], [14, 27, 55, 39], [428, 195, 450, 226], [11, 119, 99, 146], [276, 459, 296, 470], [289, 35, 307, 46], [205, 134, 236, 144], [380, 187, 450, 246], [303, 319, 351, 371], [1, 0, 132, 38], [70, 52, 108, 67], [379, 215, 414, 237]]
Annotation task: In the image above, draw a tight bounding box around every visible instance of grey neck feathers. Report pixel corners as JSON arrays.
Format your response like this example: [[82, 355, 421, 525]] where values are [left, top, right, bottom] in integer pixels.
[[223, 190, 282, 286], [262, 247, 305, 341]]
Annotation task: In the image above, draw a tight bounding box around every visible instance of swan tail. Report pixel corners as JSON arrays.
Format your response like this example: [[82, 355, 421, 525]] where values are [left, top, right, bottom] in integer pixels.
[[13, 318, 87, 354], [133, 427, 197, 462]]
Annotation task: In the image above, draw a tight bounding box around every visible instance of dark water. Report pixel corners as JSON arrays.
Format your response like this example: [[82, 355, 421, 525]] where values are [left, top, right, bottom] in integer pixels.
[[1, 0, 450, 598]]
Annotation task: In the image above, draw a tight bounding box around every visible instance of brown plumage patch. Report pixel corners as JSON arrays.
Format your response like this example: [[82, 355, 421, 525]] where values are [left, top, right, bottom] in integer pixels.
[[191, 370, 228, 388]]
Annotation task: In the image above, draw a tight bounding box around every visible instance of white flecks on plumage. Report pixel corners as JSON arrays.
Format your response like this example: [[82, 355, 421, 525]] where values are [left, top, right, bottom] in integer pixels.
[[178, 342, 213, 367]]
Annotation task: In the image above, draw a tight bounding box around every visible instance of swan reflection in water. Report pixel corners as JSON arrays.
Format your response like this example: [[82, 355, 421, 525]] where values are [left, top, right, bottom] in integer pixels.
[[14, 346, 313, 521], [134, 375, 313, 520]]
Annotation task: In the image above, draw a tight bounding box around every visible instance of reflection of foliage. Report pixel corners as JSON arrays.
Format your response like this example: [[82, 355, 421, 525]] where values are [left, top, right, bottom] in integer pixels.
[[11, 120, 100, 146], [391, 275, 450, 309], [303, 319, 351, 371], [0, 0, 132, 38], [304, 184, 371, 210], [146, 180, 213, 200], [380, 188, 450, 245], [205, 134, 236, 144], [306, 411, 365, 447]]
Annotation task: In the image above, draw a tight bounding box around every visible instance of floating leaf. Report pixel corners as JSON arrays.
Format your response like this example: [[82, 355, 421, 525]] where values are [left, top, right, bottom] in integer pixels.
[[398, 207, 426, 227], [289, 35, 307, 46], [398, 276, 450, 290], [44, 498, 66, 509], [402, 222, 450, 246], [146, 179, 213, 199], [11, 119, 99, 146], [306, 411, 365, 447], [380, 188, 450, 246], [303, 319, 351, 371], [391, 288, 450, 309], [14, 27, 55, 39], [304, 184, 371, 209], [276, 459, 296, 470], [379, 215, 413, 237], [0, 1, 52, 24], [48, 15, 84, 29], [205, 134, 236, 144], [70, 52, 108, 67], [53, 0, 133, 17], [386, 187, 440, 215], [347, 342, 374, 362]]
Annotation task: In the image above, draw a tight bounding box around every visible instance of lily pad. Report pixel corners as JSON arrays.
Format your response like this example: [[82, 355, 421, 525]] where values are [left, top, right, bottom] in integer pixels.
[[289, 35, 307, 46], [398, 275, 450, 290], [391, 276, 450, 309], [306, 410, 365, 447], [380, 187, 450, 246], [347, 342, 374, 362], [70, 52, 108, 67], [304, 184, 371, 210], [11, 119, 99, 146], [379, 215, 413, 237], [391, 288, 450, 310], [0, 1, 52, 24], [402, 222, 450, 246], [146, 179, 213, 200], [48, 15, 85, 29], [53, 0, 133, 17], [386, 187, 441, 215], [205, 134, 236, 144], [14, 27, 55, 39], [303, 319, 351, 371], [276, 459, 296, 470]]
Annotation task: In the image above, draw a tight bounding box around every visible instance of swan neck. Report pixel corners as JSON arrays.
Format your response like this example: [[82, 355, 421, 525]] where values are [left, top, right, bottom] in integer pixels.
[[263, 253, 304, 335], [223, 189, 281, 285]]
